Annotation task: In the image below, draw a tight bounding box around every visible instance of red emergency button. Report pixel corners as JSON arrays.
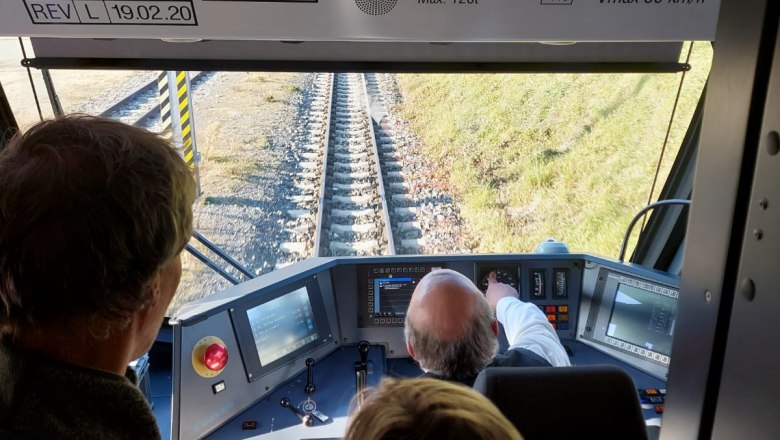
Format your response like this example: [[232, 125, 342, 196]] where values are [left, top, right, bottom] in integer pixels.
[[204, 343, 229, 371], [192, 336, 228, 378]]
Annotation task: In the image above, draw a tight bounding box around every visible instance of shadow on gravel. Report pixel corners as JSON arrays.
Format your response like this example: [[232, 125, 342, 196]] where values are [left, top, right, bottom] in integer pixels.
[[204, 195, 265, 207]]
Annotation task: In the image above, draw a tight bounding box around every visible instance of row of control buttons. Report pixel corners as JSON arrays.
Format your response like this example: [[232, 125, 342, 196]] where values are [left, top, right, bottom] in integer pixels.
[[372, 267, 426, 274], [618, 276, 678, 299], [373, 317, 404, 324], [539, 304, 570, 330], [546, 313, 570, 321], [638, 388, 666, 408], [605, 336, 670, 364]]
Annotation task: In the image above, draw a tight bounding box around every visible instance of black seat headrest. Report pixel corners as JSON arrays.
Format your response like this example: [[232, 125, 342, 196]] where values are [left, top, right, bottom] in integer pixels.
[[473, 365, 648, 440]]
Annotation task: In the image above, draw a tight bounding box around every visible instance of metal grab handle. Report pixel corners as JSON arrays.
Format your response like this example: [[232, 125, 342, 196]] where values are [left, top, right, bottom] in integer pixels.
[[618, 199, 691, 263]]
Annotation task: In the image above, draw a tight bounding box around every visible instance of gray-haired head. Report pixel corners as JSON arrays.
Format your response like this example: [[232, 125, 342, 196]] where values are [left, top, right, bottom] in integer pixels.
[[404, 269, 498, 379]]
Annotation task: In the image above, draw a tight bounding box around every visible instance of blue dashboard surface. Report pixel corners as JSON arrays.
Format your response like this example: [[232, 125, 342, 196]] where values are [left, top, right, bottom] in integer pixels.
[[150, 340, 664, 439], [152, 344, 387, 439]]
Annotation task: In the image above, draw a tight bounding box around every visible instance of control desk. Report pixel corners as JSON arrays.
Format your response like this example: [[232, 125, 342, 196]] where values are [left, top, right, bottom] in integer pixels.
[[163, 254, 678, 439]]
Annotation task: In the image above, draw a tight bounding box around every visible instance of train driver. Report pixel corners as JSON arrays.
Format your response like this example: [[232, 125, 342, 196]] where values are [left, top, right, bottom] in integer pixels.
[[404, 268, 570, 386], [0, 115, 195, 440]]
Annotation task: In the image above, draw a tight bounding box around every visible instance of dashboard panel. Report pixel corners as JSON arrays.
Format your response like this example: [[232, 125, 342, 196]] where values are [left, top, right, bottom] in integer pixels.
[[475, 259, 583, 340], [169, 254, 678, 439]]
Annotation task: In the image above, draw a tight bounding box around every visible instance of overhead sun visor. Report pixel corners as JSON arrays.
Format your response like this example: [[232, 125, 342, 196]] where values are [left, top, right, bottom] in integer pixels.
[[1, 0, 719, 42], [24, 39, 688, 72], [2, 0, 719, 71]]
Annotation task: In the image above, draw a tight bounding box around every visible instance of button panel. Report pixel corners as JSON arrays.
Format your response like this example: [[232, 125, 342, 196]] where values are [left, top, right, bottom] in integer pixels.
[[618, 275, 678, 299], [476, 261, 581, 339], [360, 264, 441, 328], [638, 388, 668, 407], [605, 336, 670, 365], [538, 304, 572, 329]]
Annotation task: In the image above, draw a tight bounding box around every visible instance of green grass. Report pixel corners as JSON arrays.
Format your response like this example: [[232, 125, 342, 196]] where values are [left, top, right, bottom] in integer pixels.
[[396, 43, 712, 257]]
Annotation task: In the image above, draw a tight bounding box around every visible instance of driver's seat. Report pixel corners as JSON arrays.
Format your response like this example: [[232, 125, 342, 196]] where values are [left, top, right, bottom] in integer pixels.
[[473, 365, 649, 440]]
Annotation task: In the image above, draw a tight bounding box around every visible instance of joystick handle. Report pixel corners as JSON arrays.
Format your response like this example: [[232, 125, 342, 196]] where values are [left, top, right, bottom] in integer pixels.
[[358, 341, 370, 367], [280, 397, 314, 427], [305, 358, 316, 395], [354, 341, 371, 409]]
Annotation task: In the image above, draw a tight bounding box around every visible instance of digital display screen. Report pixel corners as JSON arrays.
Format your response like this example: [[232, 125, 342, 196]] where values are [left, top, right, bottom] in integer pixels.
[[359, 264, 443, 327], [606, 283, 677, 356], [246, 286, 319, 367], [373, 277, 416, 317], [553, 269, 568, 299], [530, 269, 545, 298]]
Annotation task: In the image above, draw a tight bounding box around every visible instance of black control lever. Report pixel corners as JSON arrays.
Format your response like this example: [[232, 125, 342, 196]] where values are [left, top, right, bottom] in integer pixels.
[[358, 341, 370, 369], [280, 397, 313, 427], [305, 358, 315, 396], [298, 358, 330, 424], [354, 341, 371, 408]]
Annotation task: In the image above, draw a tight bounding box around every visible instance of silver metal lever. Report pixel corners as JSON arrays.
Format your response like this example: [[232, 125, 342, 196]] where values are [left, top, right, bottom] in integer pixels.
[[280, 397, 313, 427]]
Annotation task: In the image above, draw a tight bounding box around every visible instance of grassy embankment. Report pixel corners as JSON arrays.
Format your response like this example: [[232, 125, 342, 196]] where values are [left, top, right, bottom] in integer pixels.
[[395, 43, 712, 258]]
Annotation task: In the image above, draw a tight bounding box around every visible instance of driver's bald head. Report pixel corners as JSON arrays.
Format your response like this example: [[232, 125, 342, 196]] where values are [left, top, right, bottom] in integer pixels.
[[404, 269, 498, 378], [407, 269, 483, 341]]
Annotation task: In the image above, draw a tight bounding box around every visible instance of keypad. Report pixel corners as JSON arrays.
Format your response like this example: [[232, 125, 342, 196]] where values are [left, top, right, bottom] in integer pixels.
[[604, 336, 670, 365]]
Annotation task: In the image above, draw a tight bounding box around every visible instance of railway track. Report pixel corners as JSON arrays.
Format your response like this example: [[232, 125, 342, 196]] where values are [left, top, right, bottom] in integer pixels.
[[97, 70, 424, 264], [316, 73, 394, 257], [280, 73, 425, 260], [99, 71, 211, 128]]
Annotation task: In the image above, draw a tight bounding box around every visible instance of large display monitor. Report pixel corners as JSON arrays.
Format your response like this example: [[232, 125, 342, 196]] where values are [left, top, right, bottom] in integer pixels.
[[582, 270, 678, 369], [231, 276, 333, 382], [606, 282, 677, 357]]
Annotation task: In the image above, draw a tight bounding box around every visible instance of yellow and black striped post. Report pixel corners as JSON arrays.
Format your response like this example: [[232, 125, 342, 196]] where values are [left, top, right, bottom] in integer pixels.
[[158, 71, 201, 195]]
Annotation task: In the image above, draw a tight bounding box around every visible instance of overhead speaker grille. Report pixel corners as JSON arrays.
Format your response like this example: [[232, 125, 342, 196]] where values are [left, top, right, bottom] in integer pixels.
[[355, 0, 397, 16]]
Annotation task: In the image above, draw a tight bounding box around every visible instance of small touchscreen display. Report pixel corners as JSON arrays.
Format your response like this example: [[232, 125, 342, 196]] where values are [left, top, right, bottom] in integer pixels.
[[246, 286, 319, 367], [606, 283, 677, 356], [373, 277, 416, 317], [358, 264, 443, 327]]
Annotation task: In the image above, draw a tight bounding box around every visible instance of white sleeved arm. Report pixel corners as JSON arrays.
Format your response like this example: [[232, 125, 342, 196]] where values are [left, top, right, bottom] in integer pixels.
[[496, 296, 571, 367]]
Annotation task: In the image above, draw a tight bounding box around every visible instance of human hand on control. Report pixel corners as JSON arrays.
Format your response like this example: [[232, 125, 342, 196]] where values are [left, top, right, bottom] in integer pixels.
[[486, 271, 519, 312]]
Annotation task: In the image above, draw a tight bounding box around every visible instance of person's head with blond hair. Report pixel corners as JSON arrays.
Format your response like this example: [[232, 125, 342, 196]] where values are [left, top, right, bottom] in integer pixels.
[[345, 377, 524, 440]]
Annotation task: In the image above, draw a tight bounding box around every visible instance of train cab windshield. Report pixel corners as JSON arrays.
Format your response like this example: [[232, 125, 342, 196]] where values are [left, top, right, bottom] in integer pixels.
[[0, 40, 712, 315]]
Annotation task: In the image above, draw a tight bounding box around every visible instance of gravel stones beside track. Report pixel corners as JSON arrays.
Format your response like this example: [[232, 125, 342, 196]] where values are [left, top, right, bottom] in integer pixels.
[[372, 74, 474, 254], [172, 72, 314, 313], [73, 71, 160, 117]]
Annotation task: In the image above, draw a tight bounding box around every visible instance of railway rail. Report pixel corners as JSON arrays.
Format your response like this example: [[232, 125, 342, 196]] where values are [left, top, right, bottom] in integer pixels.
[[281, 73, 426, 259], [99, 71, 211, 128], [94, 70, 426, 266]]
